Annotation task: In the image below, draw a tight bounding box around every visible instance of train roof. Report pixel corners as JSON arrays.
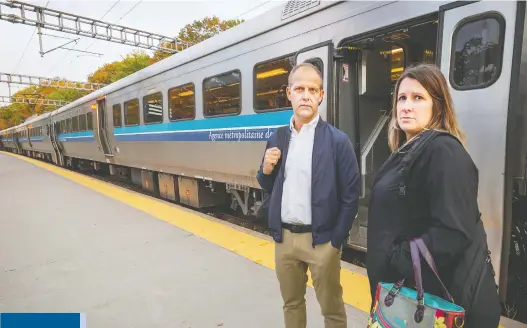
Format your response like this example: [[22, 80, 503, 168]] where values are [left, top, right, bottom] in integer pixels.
[[24, 112, 51, 124], [1, 0, 336, 132]]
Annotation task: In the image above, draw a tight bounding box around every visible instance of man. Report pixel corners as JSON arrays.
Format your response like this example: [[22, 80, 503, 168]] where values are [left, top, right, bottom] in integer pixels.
[[256, 62, 360, 328]]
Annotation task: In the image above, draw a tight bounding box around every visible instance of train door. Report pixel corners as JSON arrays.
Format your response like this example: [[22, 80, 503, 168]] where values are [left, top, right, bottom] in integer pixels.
[[49, 121, 64, 166], [14, 131, 22, 154], [27, 126, 32, 149], [337, 14, 439, 250], [95, 98, 114, 159], [437, 1, 521, 300], [294, 41, 333, 122]]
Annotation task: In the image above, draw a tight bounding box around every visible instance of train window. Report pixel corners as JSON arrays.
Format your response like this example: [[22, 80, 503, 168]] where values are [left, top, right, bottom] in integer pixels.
[[168, 83, 195, 121], [60, 120, 65, 134], [450, 14, 505, 90], [254, 54, 295, 112], [79, 114, 87, 131], [113, 104, 122, 127], [203, 70, 241, 117], [66, 118, 72, 133], [72, 115, 79, 132], [124, 99, 140, 126], [143, 92, 163, 124], [86, 112, 93, 131]]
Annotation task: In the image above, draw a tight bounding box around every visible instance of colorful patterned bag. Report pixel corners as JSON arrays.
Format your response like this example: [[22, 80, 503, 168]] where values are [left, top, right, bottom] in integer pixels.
[[368, 238, 465, 328]]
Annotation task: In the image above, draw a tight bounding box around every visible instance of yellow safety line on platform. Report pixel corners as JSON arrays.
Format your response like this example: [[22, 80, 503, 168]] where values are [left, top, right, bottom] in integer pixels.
[[0, 152, 510, 327]]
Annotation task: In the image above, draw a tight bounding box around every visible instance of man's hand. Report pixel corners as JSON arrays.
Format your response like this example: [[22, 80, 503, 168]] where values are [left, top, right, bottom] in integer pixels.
[[262, 147, 281, 175]]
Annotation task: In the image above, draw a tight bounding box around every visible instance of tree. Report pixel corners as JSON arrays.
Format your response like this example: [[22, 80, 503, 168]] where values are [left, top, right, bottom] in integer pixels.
[[89, 50, 151, 84], [150, 16, 244, 64], [0, 85, 89, 128]]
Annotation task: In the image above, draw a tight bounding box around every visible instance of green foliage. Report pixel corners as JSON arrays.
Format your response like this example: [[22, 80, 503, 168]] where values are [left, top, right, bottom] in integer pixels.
[[151, 16, 244, 64], [89, 50, 151, 84]]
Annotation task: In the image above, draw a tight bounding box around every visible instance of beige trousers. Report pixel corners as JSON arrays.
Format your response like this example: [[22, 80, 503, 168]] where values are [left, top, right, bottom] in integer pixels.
[[275, 228, 346, 328]]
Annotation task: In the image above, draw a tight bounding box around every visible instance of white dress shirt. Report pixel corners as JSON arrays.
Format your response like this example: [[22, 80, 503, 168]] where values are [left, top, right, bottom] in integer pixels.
[[281, 114, 319, 225]]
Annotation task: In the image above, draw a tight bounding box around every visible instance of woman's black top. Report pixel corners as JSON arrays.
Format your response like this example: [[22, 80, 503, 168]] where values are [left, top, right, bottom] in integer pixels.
[[366, 133, 481, 301]]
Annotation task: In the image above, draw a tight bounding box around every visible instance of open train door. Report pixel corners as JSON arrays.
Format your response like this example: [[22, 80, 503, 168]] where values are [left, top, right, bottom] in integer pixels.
[[437, 0, 525, 302], [294, 41, 334, 122], [26, 126, 32, 149], [95, 97, 114, 163], [14, 131, 22, 154], [49, 121, 64, 167]]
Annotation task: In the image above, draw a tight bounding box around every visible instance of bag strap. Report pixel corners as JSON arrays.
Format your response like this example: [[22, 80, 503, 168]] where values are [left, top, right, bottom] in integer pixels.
[[397, 129, 442, 197], [391, 239, 454, 323], [398, 129, 459, 302], [385, 242, 428, 323], [383, 130, 463, 322], [410, 240, 425, 322], [275, 125, 288, 151], [274, 125, 288, 173], [413, 238, 455, 303]]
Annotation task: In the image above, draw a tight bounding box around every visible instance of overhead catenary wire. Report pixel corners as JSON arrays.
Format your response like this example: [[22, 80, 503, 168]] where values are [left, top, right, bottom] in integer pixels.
[[49, 0, 122, 72], [235, 0, 271, 19], [12, 1, 50, 74]]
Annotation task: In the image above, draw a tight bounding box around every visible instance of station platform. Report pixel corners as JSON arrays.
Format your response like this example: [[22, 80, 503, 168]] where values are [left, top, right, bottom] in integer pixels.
[[0, 151, 524, 328], [0, 151, 369, 327]]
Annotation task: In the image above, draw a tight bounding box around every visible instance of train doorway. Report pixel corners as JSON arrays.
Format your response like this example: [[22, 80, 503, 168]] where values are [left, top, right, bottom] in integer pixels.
[[95, 98, 114, 158], [336, 15, 439, 250]]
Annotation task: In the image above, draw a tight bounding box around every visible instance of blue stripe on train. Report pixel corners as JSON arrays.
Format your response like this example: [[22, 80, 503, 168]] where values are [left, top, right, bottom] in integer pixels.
[[57, 110, 293, 142], [58, 131, 95, 142], [114, 110, 292, 142], [115, 127, 278, 142]]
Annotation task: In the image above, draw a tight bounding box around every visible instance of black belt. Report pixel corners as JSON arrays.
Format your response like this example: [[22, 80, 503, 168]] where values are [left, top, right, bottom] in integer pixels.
[[282, 223, 312, 233]]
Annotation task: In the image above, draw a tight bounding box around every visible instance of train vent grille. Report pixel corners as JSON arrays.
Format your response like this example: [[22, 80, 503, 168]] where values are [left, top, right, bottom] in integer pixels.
[[281, 0, 321, 20]]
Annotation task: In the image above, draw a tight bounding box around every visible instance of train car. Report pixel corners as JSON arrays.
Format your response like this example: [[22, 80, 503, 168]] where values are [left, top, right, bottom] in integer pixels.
[[5, 125, 23, 154], [3, 114, 55, 161], [1, 126, 18, 152], [22, 113, 54, 161], [2, 0, 527, 320]]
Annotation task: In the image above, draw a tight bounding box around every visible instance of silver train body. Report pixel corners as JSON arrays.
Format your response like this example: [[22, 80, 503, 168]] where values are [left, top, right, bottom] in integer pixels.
[[2, 0, 527, 306]]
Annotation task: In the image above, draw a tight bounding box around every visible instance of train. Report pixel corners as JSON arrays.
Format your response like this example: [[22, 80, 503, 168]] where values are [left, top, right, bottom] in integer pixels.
[[2, 0, 527, 320]]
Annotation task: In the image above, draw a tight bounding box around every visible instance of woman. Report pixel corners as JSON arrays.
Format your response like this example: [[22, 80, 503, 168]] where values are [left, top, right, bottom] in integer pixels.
[[366, 63, 501, 327]]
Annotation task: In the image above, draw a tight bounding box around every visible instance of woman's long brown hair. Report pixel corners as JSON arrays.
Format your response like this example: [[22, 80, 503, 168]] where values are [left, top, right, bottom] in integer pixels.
[[388, 63, 466, 152]]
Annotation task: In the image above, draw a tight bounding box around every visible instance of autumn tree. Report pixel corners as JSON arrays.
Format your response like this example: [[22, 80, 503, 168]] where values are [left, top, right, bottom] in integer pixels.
[[89, 50, 151, 84], [0, 16, 245, 129], [0, 85, 89, 128], [150, 16, 244, 64]]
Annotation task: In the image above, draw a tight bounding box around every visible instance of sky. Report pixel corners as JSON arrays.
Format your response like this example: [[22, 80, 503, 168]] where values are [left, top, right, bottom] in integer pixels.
[[0, 0, 285, 102]]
